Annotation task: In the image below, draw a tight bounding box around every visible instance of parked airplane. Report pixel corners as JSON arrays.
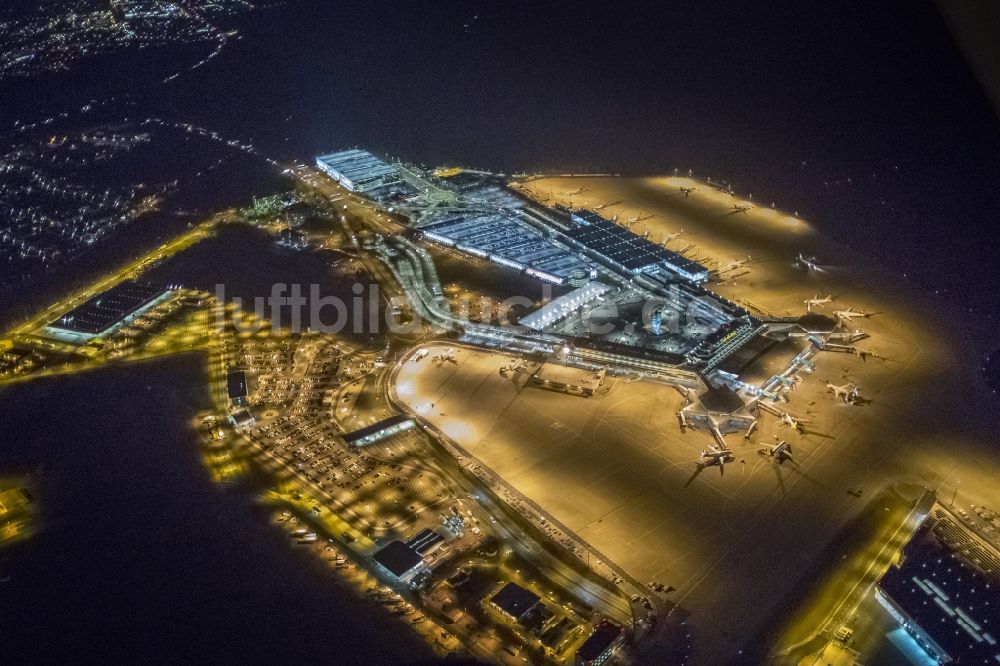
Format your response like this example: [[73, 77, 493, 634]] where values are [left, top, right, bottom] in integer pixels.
[[499, 358, 525, 377], [772, 374, 801, 388], [698, 445, 735, 475], [659, 230, 687, 245], [851, 347, 881, 362], [796, 253, 823, 272], [716, 256, 753, 274], [804, 294, 833, 311], [434, 347, 457, 363], [826, 381, 861, 403], [680, 186, 696, 197], [779, 411, 809, 432], [833, 307, 874, 322], [759, 438, 794, 463]]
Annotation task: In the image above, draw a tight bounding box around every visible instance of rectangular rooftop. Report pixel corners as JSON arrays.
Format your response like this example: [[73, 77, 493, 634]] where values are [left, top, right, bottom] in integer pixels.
[[419, 211, 591, 284], [315, 149, 400, 192], [877, 519, 1000, 665], [566, 209, 708, 281], [342, 414, 415, 446], [489, 581, 541, 624], [49, 281, 168, 336]]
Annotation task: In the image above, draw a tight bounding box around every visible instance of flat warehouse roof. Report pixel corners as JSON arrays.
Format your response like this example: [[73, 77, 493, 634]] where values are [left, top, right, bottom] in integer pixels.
[[879, 521, 1000, 664], [316, 149, 397, 181], [577, 620, 623, 662], [227, 370, 248, 400], [52, 281, 167, 334], [490, 582, 540, 620], [372, 539, 423, 578]]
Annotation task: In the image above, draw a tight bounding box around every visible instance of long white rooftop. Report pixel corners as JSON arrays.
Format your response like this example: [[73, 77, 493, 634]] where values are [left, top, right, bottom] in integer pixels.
[[519, 281, 612, 330]]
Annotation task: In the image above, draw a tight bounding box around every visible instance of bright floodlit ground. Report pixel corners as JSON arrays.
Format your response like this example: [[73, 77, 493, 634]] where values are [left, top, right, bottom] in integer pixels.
[[394, 176, 1000, 664]]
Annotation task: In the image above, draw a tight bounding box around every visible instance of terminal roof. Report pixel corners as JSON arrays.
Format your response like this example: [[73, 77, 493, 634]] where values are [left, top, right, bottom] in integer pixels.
[[566, 210, 707, 275], [698, 386, 746, 414], [797, 312, 839, 334]]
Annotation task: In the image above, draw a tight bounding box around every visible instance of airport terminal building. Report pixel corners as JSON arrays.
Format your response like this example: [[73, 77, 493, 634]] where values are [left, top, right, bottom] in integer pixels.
[[566, 209, 709, 283], [519, 282, 611, 331]]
